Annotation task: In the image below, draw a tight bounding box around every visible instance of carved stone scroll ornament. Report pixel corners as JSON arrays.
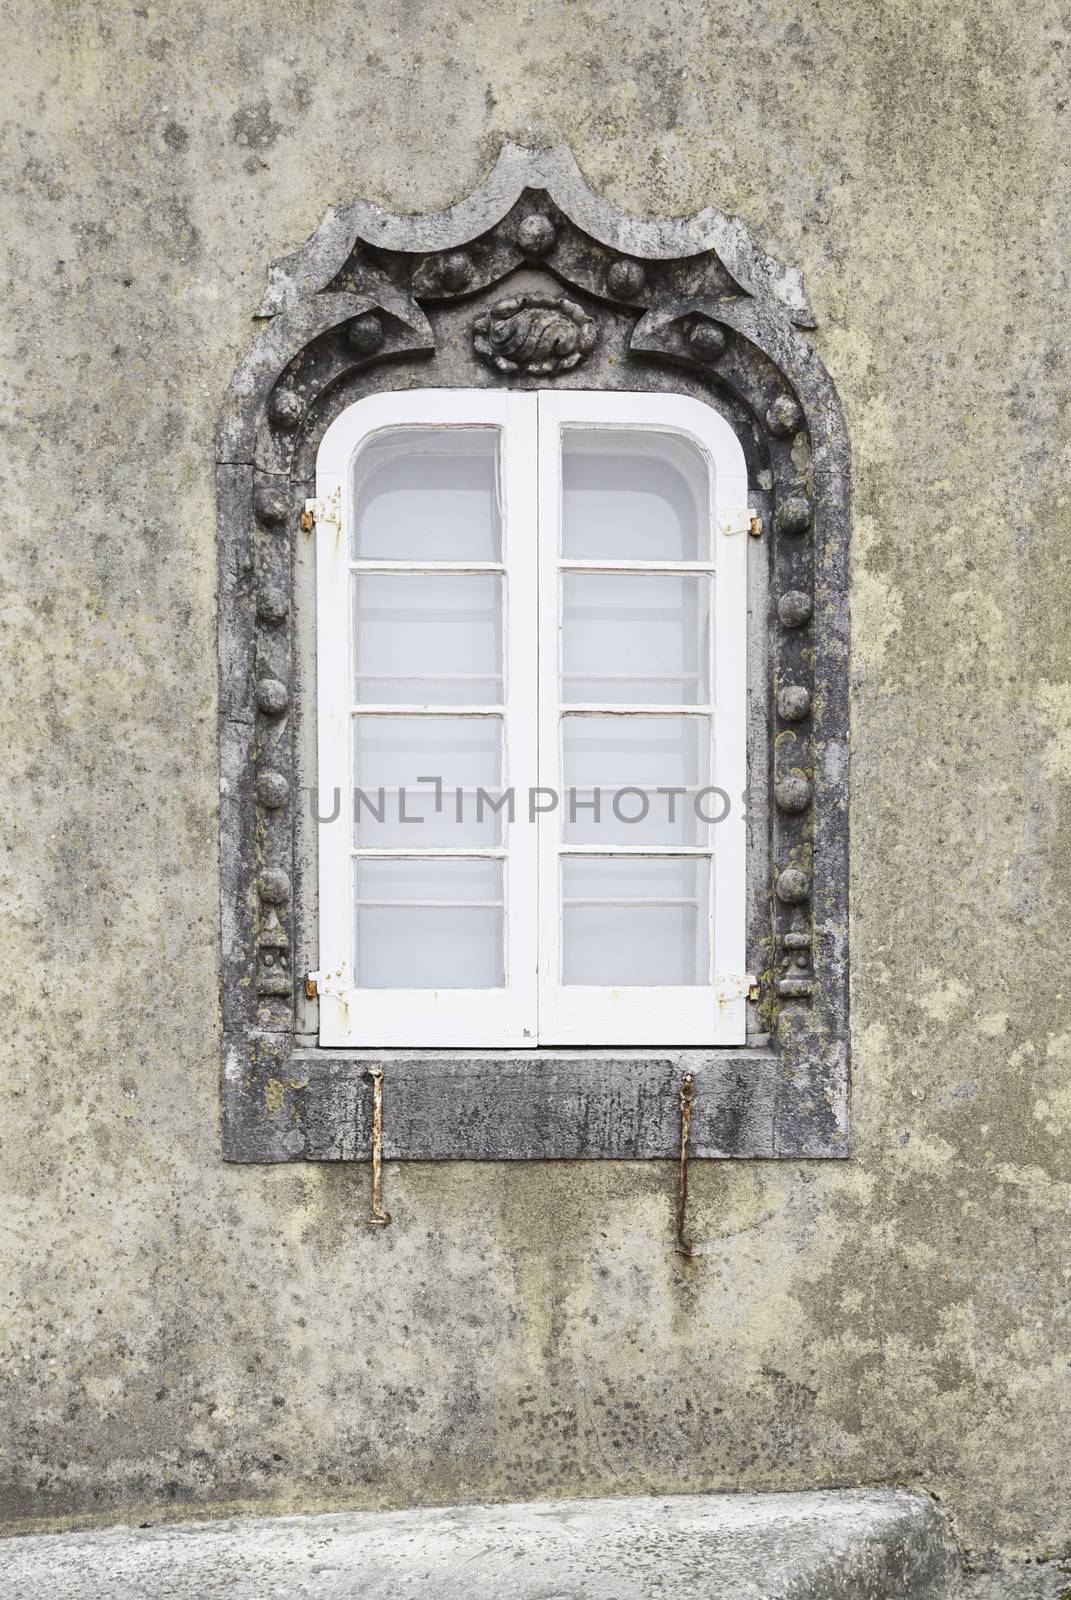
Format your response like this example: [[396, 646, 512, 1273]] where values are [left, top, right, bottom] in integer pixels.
[[217, 142, 850, 1166], [473, 293, 599, 375]]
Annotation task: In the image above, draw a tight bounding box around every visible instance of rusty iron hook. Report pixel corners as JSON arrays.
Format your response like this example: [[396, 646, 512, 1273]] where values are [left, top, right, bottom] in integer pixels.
[[675, 1072, 695, 1257], [365, 1066, 391, 1226]]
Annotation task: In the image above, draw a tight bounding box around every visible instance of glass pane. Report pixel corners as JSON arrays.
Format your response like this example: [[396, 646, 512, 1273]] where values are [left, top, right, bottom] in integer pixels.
[[353, 573, 503, 705], [353, 427, 502, 561], [562, 857, 710, 986], [354, 716, 504, 846], [562, 572, 709, 705], [562, 714, 711, 844], [354, 859, 503, 989], [561, 429, 709, 561]]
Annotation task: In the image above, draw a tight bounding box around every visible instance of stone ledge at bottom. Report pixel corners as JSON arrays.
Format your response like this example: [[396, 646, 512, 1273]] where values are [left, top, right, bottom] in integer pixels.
[[0, 1488, 961, 1600]]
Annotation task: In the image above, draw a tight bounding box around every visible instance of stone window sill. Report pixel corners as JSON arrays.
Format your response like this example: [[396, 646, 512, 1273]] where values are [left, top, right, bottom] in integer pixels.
[[222, 1039, 846, 1162]]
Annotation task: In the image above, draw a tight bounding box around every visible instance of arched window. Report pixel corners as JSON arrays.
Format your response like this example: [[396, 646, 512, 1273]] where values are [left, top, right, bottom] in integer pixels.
[[311, 389, 749, 1047], [218, 145, 850, 1165]]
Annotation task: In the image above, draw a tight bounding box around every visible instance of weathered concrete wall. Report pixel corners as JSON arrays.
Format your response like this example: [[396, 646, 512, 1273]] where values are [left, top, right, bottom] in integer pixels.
[[1, 0, 1068, 1565]]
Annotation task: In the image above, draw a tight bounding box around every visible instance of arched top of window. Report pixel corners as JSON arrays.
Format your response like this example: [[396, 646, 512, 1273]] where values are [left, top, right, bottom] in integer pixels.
[[353, 429, 503, 563]]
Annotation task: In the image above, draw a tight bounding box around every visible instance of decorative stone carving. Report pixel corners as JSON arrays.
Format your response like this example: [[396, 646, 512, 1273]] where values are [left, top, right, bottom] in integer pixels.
[[774, 495, 813, 536], [516, 213, 557, 255], [255, 771, 289, 809], [268, 389, 302, 430], [254, 485, 288, 526], [778, 590, 813, 628], [440, 251, 473, 291], [347, 313, 383, 353], [258, 869, 290, 904], [775, 776, 812, 813], [473, 294, 599, 375], [776, 868, 812, 905], [256, 586, 288, 624], [687, 319, 727, 361], [767, 395, 804, 436], [218, 141, 851, 1166], [256, 678, 289, 715], [777, 686, 812, 722], [607, 259, 645, 299]]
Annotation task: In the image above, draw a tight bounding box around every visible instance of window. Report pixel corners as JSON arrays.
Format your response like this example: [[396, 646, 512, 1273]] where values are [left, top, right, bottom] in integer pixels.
[[219, 143, 851, 1163], [311, 389, 750, 1048]]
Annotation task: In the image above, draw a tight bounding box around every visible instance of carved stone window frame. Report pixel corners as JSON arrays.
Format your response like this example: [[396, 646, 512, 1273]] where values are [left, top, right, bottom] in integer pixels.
[[218, 144, 850, 1164]]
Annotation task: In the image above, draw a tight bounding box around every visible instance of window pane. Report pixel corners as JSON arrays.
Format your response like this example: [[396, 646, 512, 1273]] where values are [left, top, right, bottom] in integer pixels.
[[561, 714, 711, 843], [354, 716, 504, 846], [562, 857, 710, 986], [561, 429, 709, 561], [354, 858, 504, 989], [562, 572, 709, 705], [356, 857, 503, 902], [353, 573, 503, 705], [353, 427, 502, 561]]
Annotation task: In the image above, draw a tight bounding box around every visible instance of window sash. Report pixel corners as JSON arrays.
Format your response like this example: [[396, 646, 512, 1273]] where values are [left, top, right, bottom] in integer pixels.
[[315, 390, 538, 1047], [314, 389, 748, 1048], [535, 392, 748, 1046]]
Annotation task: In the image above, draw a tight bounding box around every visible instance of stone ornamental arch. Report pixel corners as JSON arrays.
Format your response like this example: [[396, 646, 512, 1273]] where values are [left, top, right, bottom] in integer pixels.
[[217, 144, 850, 1166]]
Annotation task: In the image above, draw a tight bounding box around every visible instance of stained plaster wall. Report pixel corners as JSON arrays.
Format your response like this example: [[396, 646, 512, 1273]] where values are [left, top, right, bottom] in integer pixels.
[[1, 0, 1068, 1566]]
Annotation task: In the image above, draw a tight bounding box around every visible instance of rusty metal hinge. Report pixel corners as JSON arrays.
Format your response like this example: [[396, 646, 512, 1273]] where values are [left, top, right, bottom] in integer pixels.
[[720, 507, 760, 538], [305, 963, 348, 1000], [715, 972, 760, 1003], [301, 486, 341, 534]]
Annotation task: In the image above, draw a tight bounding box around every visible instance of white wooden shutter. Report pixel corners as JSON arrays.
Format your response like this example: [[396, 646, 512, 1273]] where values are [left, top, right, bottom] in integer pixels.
[[313, 390, 538, 1047], [534, 391, 749, 1045], [313, 388, 748, 1048]]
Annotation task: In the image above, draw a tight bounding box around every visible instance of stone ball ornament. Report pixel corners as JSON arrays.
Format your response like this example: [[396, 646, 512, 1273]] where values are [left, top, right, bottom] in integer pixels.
[[515, 213, 557, 256], [776, 867, 812, 905], [767, 395, 804, 436], [687, 319, 728, 360], [254, 486, 288, 527], [774, 495, 813, 536], [607, 259, 646, 299], [473, 294, 599, 376], [255, 771, 290, 810], [256, 586, 288, 624], [777, 686, 812, 722], [440, 250, 473, 290], [267, 389, 303, 430], [778, 590, 813, 628], [256, 678, 289, 716], [258, 869, 290, 905], [347, 313, 383, 353], [775, 776, 813, 813]]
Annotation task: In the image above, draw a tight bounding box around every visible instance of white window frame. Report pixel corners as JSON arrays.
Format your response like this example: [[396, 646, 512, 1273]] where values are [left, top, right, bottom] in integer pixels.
[[536, 391, 749, 1045], [310, 388, 749, 1049]]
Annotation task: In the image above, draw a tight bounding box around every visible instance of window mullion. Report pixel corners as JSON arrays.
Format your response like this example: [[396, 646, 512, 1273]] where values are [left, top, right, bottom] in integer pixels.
[[502, 392, 541, 1043], [536, 393, 564, 1041]]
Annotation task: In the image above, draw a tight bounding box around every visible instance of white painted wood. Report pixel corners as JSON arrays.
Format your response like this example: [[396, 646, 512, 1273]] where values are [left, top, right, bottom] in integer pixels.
[[349, 562, 505, 574], [535, 391, 749, 1046], [316, 388, 748, 1048], [553, 704, 712, 716], [315, 390, 539, 1047], [349, 706, 506, 717], [559, 560, 716, 573]]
